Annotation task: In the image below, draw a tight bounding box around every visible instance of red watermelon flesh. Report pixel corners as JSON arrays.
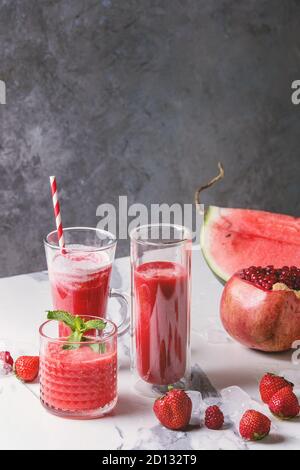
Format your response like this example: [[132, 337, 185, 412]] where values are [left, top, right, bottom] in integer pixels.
[[201, 206, 300, 282]]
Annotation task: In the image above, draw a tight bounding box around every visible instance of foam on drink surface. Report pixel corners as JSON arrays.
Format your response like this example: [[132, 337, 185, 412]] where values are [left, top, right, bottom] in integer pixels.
[[50, 244, 111, 280], [46, 342, 114, 363], [136, 261, 186, 279]]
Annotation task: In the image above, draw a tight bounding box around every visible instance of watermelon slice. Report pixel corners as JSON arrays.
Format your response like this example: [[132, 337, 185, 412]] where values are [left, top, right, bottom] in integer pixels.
[[201, 206, 300, 283]]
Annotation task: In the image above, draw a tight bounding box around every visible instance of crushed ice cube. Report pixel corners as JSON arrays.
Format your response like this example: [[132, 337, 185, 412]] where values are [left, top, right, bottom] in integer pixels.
[[187, 390, 204, 418], [220, 386, 253, 422], [187, 391, 221, 413], [221, 385, 251, 404], [203, 395, 222, 407], [187, 391, 223, 425]]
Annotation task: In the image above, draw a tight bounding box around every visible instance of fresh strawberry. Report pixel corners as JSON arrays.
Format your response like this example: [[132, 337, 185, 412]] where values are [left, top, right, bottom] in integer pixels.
[[268, 386, 300, 419], [15, 356, 39, 382], [239, 410, 271, 441], [205, 405, 224, 430], [259, 373, 293, 404], [153, 389, 192, 430], [0, 351, 14, 368]]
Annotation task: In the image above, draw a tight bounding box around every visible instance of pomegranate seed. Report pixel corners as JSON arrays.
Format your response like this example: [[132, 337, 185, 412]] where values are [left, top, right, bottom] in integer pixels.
[[239, 266, 300, 291]]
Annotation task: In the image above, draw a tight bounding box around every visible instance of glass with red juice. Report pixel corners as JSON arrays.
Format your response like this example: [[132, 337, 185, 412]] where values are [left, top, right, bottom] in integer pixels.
[[130, 224, 191, 391], [39, 315, 118, 418], [44, 227, 129, 337]]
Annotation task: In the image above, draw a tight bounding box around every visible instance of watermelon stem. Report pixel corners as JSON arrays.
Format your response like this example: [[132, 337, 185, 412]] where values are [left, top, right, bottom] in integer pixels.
[[194, 162, 225, 214]]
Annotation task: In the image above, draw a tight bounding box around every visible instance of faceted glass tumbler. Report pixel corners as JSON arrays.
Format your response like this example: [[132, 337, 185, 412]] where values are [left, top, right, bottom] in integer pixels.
[[39, 315, 118, 419]]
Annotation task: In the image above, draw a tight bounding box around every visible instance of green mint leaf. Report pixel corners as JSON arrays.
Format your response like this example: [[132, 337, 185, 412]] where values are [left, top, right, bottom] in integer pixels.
[[83, 319, 107, 331], [88, 343, 100, 353], [74, 316, 86, 332], [62, 343, 77, 350], [88, 342, 106, 354], [47, 311, 107, 353], [62, 330, 83, 350], [47, 310, 76, 330]]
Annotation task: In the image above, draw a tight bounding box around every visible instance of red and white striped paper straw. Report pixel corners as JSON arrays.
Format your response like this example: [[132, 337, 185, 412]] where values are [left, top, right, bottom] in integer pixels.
[[49, 176, 66, 252]]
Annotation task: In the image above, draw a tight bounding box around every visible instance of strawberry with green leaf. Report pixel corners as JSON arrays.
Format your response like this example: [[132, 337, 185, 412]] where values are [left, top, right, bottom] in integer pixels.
[[47, 311, 107, 352]]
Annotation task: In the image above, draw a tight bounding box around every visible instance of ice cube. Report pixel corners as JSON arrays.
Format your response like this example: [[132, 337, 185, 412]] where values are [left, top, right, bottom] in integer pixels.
[[220, 386, 253, 422], [187, 391, 223, 425], [187, 390, 204, 415], [203, 396, 222, 407], [220, 386, 265, 425]]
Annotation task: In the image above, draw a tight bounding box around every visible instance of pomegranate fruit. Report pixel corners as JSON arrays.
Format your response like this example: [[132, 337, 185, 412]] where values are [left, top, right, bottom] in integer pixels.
[[220, 266, 300, 352]]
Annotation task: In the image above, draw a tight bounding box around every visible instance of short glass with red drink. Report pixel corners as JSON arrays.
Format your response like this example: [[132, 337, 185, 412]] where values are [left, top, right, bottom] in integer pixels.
[[44, 227, 129, 336], [39, 315, 117, 418], [130, 224, 192, 394]]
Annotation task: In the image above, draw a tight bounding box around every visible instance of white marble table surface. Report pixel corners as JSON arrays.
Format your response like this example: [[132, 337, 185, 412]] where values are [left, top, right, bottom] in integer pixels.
[[0, 251, 299, 450]]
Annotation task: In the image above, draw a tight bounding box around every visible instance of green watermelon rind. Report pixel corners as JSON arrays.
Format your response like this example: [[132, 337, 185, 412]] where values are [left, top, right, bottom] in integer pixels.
[[200, 205, 230, 284]]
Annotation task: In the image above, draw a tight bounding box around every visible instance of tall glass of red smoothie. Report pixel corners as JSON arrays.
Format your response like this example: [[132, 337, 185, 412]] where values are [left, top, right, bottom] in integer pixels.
[[44, 227, 129, 336], [130, 224, 192, 393]]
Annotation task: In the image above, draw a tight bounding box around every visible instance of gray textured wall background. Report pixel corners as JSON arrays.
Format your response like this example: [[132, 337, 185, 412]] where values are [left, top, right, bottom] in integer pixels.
[[0, 0, 299, 277]]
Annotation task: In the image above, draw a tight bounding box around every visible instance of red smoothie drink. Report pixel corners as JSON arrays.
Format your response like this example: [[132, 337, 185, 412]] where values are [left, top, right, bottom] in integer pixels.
[[49, 247, 112, 336], [40, 342, 117, 412], [134, 261, 190, 385]]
